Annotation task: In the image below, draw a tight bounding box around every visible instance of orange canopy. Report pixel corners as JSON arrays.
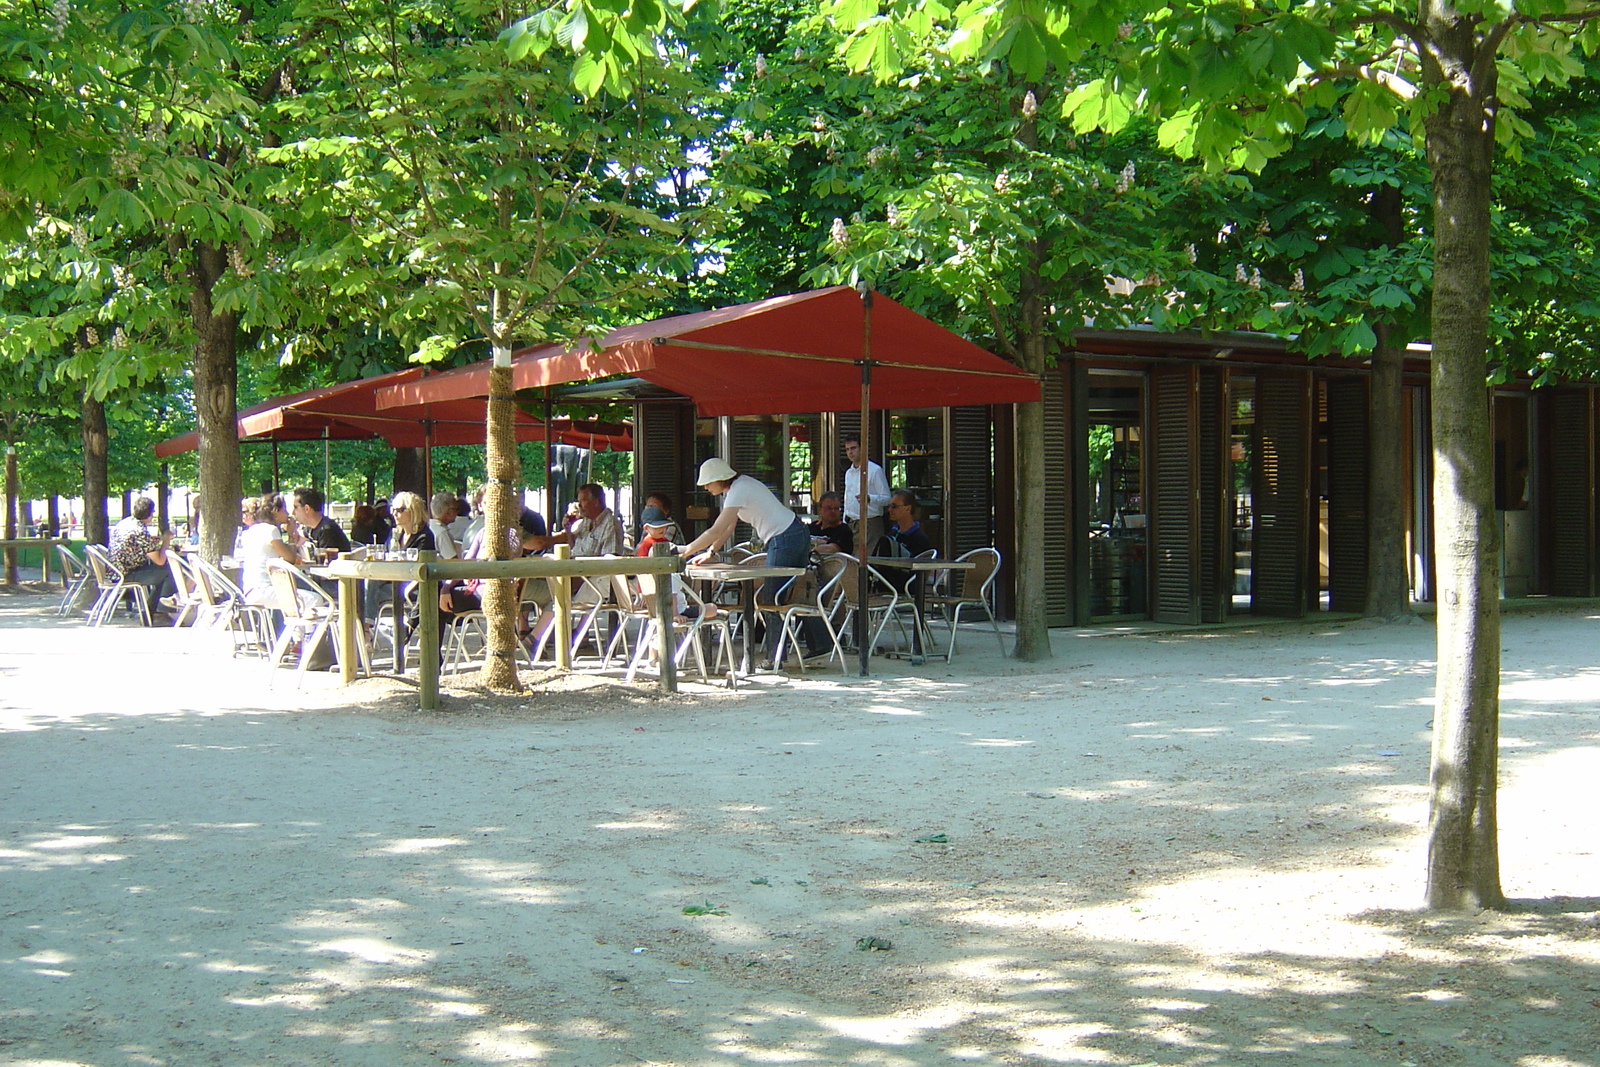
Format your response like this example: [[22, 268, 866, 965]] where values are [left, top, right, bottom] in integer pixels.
[[374, 287, 1040, 417], [154, 367, 632, 458]]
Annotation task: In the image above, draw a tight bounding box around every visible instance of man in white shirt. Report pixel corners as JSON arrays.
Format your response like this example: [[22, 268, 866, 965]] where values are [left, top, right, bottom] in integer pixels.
[[843, 434, 890, 557], [553, 483, 624, 557], [428, 492, 460, 559], [531, 483, 624, 646], [446, 494, 472, 545]]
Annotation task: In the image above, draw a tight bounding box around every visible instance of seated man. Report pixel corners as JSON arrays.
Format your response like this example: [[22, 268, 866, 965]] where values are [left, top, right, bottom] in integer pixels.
[[533, 484, 624, 646], [428, 491, 460, 560], [875, 489, 933, 592], [807, 491, 853, 555], [550, 483, 624, 557], [292, 487, 351, 558], [108, 496, 177, 621]]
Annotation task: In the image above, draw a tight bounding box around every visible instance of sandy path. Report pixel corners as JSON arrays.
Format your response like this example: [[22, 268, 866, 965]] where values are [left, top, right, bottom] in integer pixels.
[[2, 589, 1599, 1066]]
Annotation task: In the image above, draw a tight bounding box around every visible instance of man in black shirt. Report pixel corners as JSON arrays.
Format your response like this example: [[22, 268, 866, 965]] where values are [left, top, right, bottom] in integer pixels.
[[292, 488, 351, 557], [806, 491, 853, 555]]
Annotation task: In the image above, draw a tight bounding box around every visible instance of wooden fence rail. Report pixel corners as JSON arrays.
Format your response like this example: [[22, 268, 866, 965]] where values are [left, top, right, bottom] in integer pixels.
[[323, 548, 684, 710]]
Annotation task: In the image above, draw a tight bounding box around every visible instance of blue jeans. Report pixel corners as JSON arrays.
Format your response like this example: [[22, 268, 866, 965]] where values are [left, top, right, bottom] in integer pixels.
[[762, 520, 824, 659]]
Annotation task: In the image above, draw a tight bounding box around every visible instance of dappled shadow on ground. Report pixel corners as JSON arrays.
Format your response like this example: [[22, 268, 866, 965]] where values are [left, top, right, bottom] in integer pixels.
[[5, 800, 1597, 1066], [4, 596, 1600, 1064]]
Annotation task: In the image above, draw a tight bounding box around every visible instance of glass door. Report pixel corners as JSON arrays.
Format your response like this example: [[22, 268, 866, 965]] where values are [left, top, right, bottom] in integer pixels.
[[1087, 372, 1147, 620]]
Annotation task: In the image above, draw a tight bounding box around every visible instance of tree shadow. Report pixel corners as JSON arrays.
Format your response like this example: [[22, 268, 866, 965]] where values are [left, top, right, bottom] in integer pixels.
[[5, 597, 1600, 1063]]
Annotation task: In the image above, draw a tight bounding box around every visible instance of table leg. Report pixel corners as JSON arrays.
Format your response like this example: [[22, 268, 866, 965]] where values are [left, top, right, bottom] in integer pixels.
[[909, 572, 927, 666], [742, 580, 756, 674]]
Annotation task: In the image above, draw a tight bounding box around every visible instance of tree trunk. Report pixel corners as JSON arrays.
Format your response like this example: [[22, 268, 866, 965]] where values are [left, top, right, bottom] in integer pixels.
[[191, 243, 242, 564], [4, 443, 17, 585], [1420, 9, 1504, 911], [1365, 180, 1413, 620], [1010, 88, 1053, 662], [81, 392, 109, 547], [479, 356, 524, 692], [1366, 334, 1411, 618], [392, 447, 427, 497], [47, 495, 60, 537], [157, 463, 171, 533]]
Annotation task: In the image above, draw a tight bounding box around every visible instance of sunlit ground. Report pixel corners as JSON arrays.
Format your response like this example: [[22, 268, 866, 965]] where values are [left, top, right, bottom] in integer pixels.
[[2, 589, 1598, 1066]]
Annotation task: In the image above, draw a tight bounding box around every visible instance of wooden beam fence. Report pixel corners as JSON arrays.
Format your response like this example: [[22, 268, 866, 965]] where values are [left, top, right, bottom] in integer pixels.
[[325, 548, 684, 710]]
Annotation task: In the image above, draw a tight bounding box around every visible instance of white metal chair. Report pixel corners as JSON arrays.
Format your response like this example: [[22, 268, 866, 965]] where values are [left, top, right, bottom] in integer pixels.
[[833, 554, 910, 655], [531, 570, 628, 665], [755, 565, 849, 673], [265, 559, 369, 685], [619, 572, 735, 687], [54, 544, 91, 616], [165, 553, 206, 628], [925, 547, 1006, 659], [190, 556, 273, 657], [83, 544, 151, 627]]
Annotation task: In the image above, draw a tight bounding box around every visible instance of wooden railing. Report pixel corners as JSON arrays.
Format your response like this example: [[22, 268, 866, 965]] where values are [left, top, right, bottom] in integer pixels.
[[323, 546, 684, 710]]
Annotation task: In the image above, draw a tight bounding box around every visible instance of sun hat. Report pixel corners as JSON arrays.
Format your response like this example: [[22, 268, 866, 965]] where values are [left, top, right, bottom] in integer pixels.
[[696, 457, 737, 486], [640, 505, 671, 528]]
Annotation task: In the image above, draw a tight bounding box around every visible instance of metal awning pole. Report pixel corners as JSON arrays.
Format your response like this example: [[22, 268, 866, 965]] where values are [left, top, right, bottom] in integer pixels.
[[544, 388, 555, 523], [423, 418, 434, 500], [857, 289, 873, 678]]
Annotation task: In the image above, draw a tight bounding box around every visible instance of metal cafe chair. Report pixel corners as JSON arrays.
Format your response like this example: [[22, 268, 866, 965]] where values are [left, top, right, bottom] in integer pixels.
[[83, 544, 151, 627], [925, 546, 1006, 659], [54, 544, 92, 616]]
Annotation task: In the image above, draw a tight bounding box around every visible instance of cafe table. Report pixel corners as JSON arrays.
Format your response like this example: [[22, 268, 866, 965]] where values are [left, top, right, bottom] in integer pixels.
[[865, 556, 975, 666], [0, 538, 72, 586], [683, 561, 807, 675]]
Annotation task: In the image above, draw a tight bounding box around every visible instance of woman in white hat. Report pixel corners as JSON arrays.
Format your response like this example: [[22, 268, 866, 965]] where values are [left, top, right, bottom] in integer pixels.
[[676, 457, 827, 668]]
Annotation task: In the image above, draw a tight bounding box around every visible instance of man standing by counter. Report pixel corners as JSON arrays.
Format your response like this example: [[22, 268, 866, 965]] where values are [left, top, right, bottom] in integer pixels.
[[843, 434, 889, 559]]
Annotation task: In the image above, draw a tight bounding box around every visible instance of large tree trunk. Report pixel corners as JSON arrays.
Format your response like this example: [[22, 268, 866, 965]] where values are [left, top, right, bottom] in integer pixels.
[[1366, 181, 1413, 620], [1010, 90, 1053, 662], [1420, 9, 1504, 911], [1366, 334, 1411, 618], [3, 441, 17, 586], [392, 447, 427, 497], [191, 243, 242, 564], [480, 354, 524, 693], [81, 392, 109, 547]]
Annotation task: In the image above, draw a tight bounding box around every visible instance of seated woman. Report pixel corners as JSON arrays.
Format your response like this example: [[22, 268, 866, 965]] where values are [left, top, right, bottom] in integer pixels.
[[240, 494, 305, 608], [367, 491, 436, 624], [388, 492, 435, 555]]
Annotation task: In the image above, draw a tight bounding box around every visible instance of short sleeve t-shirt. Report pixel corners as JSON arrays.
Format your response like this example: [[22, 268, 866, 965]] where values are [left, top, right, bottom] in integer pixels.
[[305, 516, 351, 554], [240, 522, 284, 598], [723, 475, 797, 543]]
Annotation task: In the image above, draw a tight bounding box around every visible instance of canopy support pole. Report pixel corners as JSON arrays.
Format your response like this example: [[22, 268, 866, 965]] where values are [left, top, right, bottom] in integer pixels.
[[423, 419, 434, 500], [271, 440, 280, 491], [544, 388, 555, 523], [857, 289, 873, 678]]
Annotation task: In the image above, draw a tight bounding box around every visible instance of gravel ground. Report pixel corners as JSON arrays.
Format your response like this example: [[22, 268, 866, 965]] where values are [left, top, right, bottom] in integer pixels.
[[3, 585, 1599, 1066]]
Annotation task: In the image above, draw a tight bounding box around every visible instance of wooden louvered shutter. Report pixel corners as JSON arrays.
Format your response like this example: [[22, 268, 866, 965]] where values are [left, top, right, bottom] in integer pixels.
[[1325, 376, 1369, 612], [730, 419, 776, 545], [635, 403, 687, 537], [946, 406, 994, 558], [1150, 366, 1200, 624], [1197, 369, 1228, 623], [1042, 370, 1072, 626], [1252, 370, 1311, 617], [1546, 387, 1596, 596]]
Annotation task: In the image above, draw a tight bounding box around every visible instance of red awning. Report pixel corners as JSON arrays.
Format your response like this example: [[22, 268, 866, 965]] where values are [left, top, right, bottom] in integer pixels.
[[374, 287, 1040, 417], [154, 367, 632, 458]]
